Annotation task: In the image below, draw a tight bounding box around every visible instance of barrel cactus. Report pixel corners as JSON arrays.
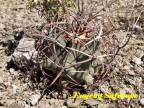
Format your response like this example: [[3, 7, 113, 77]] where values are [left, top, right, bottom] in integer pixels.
[[34, 20, 107, 85], [26, 0, 115, 86]]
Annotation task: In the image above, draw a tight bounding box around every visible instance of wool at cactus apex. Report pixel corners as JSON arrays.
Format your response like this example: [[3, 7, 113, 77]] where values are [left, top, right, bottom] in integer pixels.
[[73, 92, 138, 100]]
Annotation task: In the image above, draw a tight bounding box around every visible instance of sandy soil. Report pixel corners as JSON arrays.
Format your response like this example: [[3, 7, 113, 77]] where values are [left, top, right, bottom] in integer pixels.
[[0, 0, 144, 108]]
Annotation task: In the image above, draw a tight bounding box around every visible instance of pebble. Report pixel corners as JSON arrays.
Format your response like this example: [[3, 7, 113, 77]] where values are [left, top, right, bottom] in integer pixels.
[[49, 98, 64, 107], [124, 65, 135, 75], [85, 98, 101, 106], [119, 88, 126, 94], [9, 68, 15, 73], [0, 77, 3, 84], [99, 84, 109, 93], [98, 104, 109, 108], [140, 98, 144, 106], [66, 98, 83, 108], [0, 23, 5, 30], [133, 25, 143, 35], [30, 94, 40, 106], [5, 99, 16, 106], [0, 63, 5, 68], [121, 84, 134, 93], [51, 92, 58, 98], [133, 57, 143, 65], [24, 104, 30, 108], [49, 98, 56, 105], [12, 84, 18, 94], [61, 106, 67, 108], [0, 46, 3, 50]]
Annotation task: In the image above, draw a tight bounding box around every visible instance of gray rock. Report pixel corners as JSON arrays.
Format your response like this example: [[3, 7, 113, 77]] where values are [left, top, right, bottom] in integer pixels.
[[11, 37, 37, 67]]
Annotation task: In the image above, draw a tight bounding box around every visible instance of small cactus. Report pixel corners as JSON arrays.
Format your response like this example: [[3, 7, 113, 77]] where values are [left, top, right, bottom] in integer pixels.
[[26, 0, 115, 85], [41, 35, 102, 84]]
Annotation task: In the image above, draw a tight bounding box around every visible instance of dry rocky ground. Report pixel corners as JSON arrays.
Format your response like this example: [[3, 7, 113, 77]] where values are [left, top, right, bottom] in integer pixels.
[[0, 0, 144, 108]]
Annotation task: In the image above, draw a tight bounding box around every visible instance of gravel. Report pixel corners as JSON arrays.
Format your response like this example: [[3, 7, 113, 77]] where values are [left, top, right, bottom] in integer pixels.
[[0, 0, 143, 108]]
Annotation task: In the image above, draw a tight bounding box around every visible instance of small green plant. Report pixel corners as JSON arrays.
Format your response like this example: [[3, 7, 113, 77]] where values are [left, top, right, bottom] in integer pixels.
[[26, 0, 76, 22]]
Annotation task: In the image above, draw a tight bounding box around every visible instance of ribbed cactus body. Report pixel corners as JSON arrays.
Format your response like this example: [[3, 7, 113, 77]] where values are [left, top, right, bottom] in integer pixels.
[[42, 36, 101, 84]]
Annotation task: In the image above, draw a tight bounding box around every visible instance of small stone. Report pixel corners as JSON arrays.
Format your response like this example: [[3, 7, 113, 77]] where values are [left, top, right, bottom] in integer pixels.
[[133, 25, 143, 35], [12, 84, 18, 94], [0, 46, 3, 50], [0, 63, 5, 68], [136, 77, 142, 85], [0, 77, 4, 84], [119, 88, 126, 94], [6, 99, 16, 106], [51, 92, 58, 98], [49, 98, 64, 107], [11, 37, 38, 67], [0, 23, 5, 30], [133, 57, 143, 65], [49, 98, 56, 105], [0, 64, 2, 68], [0, 92, 6, 97], [42, 29, 48, 34], [134, 65, 143, 73], [30, 94, 40, 106], [9, 68, 15, 73], [85, 98, 101, 106], [98, 104, 109, 108], [24, 104, 30, 108], [124, 65, 131, 70], [99, 85, 109, 93], [66, 98, 83, 108], [125, 78, 136, 85], [4, 81, 11, 86], [124, 65, 135, 75], [128, 70, 135, 75], [140, 98, 144, 106], [121, 84, 134, 93], [61, 106, 68, 108]]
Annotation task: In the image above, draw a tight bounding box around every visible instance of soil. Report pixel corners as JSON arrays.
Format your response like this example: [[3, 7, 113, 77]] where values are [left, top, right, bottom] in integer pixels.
[[0, 0, 144, 108]]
